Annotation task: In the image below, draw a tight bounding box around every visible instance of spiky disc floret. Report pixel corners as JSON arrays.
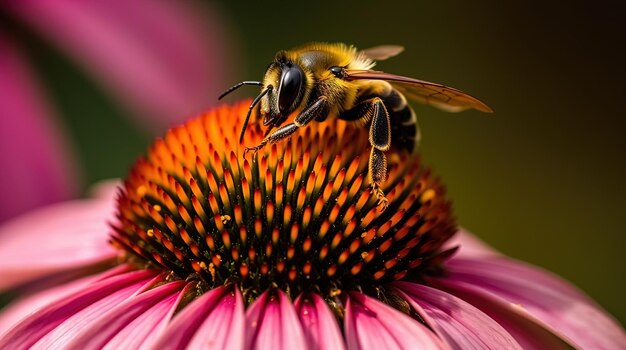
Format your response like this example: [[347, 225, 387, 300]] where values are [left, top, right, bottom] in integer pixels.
[[112, 101, 456, 301]]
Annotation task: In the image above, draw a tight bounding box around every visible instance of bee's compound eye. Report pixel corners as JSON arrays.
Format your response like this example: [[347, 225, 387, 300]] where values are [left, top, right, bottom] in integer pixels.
[[278, 65, 305, 113]]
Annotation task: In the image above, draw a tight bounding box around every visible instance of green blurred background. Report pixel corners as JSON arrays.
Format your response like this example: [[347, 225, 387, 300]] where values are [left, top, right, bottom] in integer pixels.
[[4, 1, 625, 325]]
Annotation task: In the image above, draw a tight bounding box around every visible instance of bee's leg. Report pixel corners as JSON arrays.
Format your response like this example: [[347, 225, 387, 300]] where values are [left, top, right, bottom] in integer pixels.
[[369, 98, 391, 210], [244, 97, 329, 155], [345, 97, 391, 210], [370, 148, 389, 210]]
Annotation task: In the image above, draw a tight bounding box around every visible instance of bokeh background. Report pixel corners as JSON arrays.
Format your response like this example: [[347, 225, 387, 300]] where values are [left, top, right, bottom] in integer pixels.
[[1, 1, 624, 325]]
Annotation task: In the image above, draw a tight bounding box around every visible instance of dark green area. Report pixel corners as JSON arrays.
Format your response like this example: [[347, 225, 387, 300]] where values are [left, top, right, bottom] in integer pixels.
[[220, 0, 626, 324], [26, 47, 150, 185], [2, 1, 624, 325]]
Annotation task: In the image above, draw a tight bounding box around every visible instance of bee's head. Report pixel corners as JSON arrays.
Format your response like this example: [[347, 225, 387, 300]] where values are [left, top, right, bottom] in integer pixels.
[[217, 52, 311, 143], [261, 54, 308, 127]]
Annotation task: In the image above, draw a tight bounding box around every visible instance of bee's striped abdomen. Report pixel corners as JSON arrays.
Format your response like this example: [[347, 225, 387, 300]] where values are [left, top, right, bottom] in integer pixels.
[[385, 88, 420, 153], [338, 87, 420, 153]]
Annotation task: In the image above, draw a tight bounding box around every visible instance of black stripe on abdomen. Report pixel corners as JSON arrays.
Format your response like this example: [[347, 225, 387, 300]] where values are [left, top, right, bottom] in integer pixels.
[[385, 89, 419, 153]]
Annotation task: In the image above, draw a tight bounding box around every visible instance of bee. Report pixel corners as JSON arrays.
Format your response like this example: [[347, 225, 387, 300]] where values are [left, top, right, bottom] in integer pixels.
[[219, 42, 492, 210]]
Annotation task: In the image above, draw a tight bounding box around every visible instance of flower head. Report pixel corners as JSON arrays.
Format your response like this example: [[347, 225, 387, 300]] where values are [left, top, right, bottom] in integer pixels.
[[1, 102, 625, 349], [113, 100, 455, 302]]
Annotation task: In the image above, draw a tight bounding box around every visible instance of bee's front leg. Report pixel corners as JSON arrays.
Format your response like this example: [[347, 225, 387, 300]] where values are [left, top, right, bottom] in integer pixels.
[[244, 96, 329, 155]]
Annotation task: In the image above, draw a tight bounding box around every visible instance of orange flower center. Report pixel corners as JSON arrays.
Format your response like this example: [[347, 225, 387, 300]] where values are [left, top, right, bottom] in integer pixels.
[[112, 101, 456, 300]]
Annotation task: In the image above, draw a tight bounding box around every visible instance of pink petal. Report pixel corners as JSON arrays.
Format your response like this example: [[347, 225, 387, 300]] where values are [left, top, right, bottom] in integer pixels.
[[442, 228, 499, 259], [56, 280, 187, 349], [152, 285, 245, 350], [344, 292, 447, 350], [392, 281, 522, 350], [0, 264, 132, 336], [0, 34, 79, 223], [440, 257, 626, 350], [7, 0, 237, 131], [87, 179, 123, 199], [294, 293, 346, 350], [0, 183, 119, 292], [432, 278, 576, 349], [0, 269, 158, 349], [246, 289, 308, 350]]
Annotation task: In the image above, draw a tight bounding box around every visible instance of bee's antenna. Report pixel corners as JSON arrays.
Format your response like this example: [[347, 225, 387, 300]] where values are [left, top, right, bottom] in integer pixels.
[[219, 81, 263, 100], [240, 85, 272, 144]]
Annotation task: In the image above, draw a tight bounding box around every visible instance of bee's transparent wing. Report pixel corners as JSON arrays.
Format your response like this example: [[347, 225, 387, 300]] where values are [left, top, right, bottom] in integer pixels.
[[359, 45, 405, 61], [345, 69, 493, 113]]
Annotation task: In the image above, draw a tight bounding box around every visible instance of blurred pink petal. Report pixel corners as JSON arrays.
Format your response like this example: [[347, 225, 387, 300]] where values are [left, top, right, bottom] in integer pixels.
[[441, 257, 626, 349], [443, 228, 499, 258], [392, 281, 522, 350], [344, 292, 446, 350], [246, 289, 308, 350], [152, 285, 245, 350], [7, 0, 236, 131], [87, 178, 123, 199], [432, 277, 577, 349], [0, 35, 79, 223], [0, 269, 159, 349], [0, 264, 132, 336], [63, 280, 186, 349], [0, 182, 119, 292], [294, 293, 346, 350]]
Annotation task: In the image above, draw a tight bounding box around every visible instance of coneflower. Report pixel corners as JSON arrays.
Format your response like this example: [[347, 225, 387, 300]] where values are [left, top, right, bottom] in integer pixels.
[[0, 101, 624, 349]]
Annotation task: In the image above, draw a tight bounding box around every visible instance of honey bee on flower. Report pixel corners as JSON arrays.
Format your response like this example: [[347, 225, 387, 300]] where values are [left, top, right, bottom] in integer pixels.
[[220, 42, 492, 210]]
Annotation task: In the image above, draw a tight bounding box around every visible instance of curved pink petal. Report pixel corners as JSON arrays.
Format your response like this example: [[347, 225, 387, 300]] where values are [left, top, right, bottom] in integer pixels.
[[87, 179, 123, 200], [54, 280, 187, 349], [152, 285, 245, 350], [8, 0, 237, 131], [0, 264, 132, 336], [440, 257, 626, 350], [432, 278, 577, 349], [344, 292, 447, 350], [294, 293, 346, 350], [0, 35, 79, 223], [392, 281, 522, 350], [246, 289, 308, 350], [0, 269, 158, 349], [442, 228, 499, 259], [0, 182, 119, 292]]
